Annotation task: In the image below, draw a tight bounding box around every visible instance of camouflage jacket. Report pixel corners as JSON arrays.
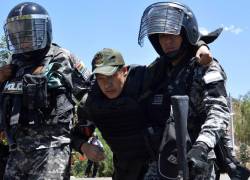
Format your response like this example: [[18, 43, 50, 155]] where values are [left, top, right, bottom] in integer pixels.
[[143, 54, 230, 149], [0, 43, 91, 150]]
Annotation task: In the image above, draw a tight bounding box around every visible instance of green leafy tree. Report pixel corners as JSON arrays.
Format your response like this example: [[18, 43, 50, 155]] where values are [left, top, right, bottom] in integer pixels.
[[233, 91, 250, 165], [239, 143, 250, 166], [71, 151, 86, 177], [0, 36, 9, 145], [96, 129, 114, 177], [234, 91, 250, 145], [0, 35, 10, 60]]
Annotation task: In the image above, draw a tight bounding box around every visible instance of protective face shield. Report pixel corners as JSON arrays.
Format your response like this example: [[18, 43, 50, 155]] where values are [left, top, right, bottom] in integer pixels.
[[4, 2, 52, 55], [138, 2, 200, 56]]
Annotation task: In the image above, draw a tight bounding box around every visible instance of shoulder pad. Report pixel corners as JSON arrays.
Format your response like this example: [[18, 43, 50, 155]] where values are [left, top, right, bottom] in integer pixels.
[[49, 44, 71, 58], [60, 47, 71, 57]]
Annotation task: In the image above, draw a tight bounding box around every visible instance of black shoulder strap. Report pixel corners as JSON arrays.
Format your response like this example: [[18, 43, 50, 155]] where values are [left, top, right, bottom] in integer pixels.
[[138, 57, 171, 102], [124, 65, 146, 99], [139, 57, 197, 102], [185, 58, 197, 94]]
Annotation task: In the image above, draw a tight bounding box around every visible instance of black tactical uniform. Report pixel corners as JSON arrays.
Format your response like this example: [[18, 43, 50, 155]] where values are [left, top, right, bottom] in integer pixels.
[[72, 64, 151, 180]]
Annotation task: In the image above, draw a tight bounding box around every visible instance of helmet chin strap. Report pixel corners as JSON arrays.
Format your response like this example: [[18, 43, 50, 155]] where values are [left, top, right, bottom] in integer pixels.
[[162, 42, 188, 63], [25, 45, 50, 59], [163, 49, 179, 60]]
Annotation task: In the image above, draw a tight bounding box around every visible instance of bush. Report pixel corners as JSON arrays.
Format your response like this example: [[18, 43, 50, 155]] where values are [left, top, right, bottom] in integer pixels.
[[71, 152, 86, 177], [71, 129, 113, 177], [239, 143, 250, 166], [234, 92, 250, 145], [94, 129, 114, 177]]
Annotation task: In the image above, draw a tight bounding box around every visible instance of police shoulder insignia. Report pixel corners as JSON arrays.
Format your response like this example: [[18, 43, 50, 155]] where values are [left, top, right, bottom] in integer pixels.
[[203, 71, 223, 84]]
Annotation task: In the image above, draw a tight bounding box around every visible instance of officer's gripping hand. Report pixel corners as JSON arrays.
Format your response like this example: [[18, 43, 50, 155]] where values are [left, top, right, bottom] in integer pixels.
[[228, 162, 250, 180], [0, 64, 14, 83], [196, 45, 213, 66], [187, 142, 210, 179], [80, 142, 105, 162]]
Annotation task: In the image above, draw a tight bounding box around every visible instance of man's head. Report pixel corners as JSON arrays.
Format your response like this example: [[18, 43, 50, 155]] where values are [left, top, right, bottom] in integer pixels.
[[92, 48, 128, 99], [4, 2, 52, 55], [158, 33, 183, 59], [138, 2, 199, 58]]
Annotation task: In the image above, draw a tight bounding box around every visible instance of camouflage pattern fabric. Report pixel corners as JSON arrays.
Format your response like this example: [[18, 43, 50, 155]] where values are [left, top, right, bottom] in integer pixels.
[[188, 60, 230, 149], [1, 44, 90, 179], [143, 161, 160, 180], [4, 144, 70, 180], [140, 55, 230, 180], [145, 57, 230, 150]]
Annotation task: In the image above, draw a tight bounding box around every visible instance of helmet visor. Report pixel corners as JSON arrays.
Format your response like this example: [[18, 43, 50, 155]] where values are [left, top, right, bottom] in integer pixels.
[[4, 14, 48, 54], [138, 4, 185, 46]]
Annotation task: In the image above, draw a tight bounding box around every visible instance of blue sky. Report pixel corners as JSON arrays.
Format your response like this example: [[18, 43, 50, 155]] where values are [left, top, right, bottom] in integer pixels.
[[0, 0, 249, 98]]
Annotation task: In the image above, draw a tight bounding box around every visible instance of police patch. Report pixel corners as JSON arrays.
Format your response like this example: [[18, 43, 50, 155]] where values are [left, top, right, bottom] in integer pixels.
[[203, 71, 223, 84], [3, 81, 23, 94]]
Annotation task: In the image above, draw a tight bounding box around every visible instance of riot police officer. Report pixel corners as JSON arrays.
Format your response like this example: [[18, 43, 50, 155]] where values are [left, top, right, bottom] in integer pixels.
[[1, 2, 90, 179], [138, 2, 235, 180]]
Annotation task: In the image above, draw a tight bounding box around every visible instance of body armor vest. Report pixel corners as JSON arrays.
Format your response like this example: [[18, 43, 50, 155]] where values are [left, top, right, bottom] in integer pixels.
[[1, 44, 74, 128], [148, 56, 206, 143]]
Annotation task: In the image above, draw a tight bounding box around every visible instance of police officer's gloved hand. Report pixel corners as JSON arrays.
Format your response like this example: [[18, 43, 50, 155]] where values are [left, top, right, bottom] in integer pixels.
[[221, 149, 250, 180], [228, 162, 250, 180], [187, 142, 210, 179]]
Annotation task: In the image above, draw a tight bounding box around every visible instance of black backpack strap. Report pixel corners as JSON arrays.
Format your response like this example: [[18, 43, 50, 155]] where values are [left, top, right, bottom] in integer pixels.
[[185, 57, 197, 94]]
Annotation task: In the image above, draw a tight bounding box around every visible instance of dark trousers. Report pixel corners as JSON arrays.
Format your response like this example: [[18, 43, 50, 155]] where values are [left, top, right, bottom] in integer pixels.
[[0, 143, 8, 180], [85, 160, 99, 177], [112, 155, 148, 180]]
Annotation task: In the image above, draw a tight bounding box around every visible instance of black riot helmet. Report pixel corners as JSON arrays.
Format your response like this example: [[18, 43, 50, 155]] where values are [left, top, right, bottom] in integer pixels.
[[138, 2, 200, 56], [4, 2, 52, 55]]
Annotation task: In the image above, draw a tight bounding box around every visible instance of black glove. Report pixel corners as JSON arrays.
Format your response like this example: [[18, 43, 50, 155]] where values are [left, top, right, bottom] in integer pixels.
[[187, 142, 210, 179], [228, 162, 250, 180]]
